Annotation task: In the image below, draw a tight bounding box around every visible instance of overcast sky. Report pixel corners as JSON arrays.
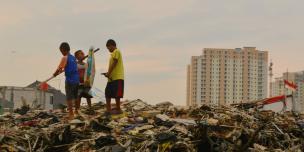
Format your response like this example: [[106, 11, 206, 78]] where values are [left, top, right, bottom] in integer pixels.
[[1, 0, 304, 105]]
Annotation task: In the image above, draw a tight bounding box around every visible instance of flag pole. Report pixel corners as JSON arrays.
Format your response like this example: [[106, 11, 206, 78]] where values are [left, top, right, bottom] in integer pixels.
[[285, 69, 291, 112], [286, 68, 295, 112], [292, 89, 295, 112], [289, 68, 296, 112]]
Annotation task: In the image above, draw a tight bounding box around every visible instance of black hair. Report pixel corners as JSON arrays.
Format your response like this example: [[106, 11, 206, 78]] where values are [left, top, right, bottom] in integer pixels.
[[106, 39, 116, 47], [59, 42, 70, 52], [74, 50, 82, 57]]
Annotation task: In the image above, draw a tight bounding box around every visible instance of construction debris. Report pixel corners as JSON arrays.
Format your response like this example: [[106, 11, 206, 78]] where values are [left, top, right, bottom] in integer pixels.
[[0, 99, 304, 152]]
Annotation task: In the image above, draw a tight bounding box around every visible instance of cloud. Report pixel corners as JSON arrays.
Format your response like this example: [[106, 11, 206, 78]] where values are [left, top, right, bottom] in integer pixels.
[[71, 1, 116, 15], [125, 59, 178, 75], [0, 4, 32, 28], [0, 52, 59, 87]]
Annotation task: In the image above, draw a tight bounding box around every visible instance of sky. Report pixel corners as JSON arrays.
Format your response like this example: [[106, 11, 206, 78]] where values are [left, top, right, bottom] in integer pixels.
[[1, 0, 304, 105]]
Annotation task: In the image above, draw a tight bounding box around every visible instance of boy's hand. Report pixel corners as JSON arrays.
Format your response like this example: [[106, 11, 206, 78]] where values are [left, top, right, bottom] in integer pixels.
[[53, 71, 59, 77], [102, 72, 112, 81], [102, 72, 109, 77], [84, 80, 90, 87]]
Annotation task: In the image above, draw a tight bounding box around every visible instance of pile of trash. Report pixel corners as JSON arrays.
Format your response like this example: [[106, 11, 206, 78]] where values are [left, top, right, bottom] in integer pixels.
[[0, 99, 303, 152]]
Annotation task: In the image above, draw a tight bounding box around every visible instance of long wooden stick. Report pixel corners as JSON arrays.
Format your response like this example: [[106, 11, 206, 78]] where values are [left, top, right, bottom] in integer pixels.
[[43, 76, 55, 83], [84, 48, 100, 59]]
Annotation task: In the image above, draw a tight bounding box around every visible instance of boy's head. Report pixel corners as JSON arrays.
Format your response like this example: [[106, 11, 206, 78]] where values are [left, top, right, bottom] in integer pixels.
[[74, 50, 85, 61], [106, 39, 117, 52], [59, 42, 70, 56]]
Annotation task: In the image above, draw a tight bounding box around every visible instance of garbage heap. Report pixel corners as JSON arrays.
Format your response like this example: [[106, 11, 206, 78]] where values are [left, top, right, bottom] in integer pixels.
[[0, 99, 303, 152]]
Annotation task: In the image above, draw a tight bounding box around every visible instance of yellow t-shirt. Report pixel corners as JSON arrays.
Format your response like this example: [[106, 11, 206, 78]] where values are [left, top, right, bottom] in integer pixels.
[[109, 49, 124, 81]]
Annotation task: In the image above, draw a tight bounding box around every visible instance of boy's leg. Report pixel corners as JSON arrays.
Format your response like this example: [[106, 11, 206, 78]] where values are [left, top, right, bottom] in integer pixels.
[[75, 86, 82, 113], [67, 99, 74, 119], [65, 83, 75, 119], [86, 98, 92, 108], [106, 98, 111, 112], [115, 80, 123, 112], [74, 98, 81, 115], [115, 98, 121, 111], [68, 83, 78, 119], [105, 82, 112, 113]]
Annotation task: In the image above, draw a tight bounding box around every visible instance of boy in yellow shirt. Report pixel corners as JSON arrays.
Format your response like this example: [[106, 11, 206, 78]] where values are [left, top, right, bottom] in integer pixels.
[[103, 39, 124, 114]]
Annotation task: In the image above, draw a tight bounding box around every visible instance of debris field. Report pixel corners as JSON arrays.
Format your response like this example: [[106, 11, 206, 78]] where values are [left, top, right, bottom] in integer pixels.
[[0, 99, 304, 152]]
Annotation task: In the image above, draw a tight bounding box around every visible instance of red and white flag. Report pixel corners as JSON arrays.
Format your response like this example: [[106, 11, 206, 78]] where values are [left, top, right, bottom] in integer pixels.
[[263, 95, 286, 105], [284, 80, 297, 92]]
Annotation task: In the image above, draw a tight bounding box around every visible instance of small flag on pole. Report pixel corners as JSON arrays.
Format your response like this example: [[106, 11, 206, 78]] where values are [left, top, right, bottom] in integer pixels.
[[40, 82, 49, 91], [284, 80, 297, 92]]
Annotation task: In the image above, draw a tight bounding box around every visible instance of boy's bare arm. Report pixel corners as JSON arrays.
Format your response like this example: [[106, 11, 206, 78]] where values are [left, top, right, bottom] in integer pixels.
[[106, 59, 118, 77], [53, 56, 67, 77]]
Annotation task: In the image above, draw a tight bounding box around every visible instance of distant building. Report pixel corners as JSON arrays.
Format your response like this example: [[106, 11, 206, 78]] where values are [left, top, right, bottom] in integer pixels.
[[270, 71, 304, 112], [0, 81, 66, 111], [27, 81, 66, 109], [0, 86, 54, 110], [187, 47, 268, 106], [0, 98, 13, 114]]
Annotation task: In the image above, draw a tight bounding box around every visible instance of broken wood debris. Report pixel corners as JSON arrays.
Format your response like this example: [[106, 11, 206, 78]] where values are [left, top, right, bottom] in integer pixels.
[[0, 99, 303, 152]]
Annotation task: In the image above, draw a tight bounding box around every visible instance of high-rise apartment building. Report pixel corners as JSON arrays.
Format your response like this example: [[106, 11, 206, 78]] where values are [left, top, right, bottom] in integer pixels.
[[186, 47, 268, 106]]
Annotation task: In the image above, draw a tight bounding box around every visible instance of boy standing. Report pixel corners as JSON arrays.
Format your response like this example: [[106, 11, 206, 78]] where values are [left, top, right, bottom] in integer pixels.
[[53, 42, 79, 119], [74, 50, 93, 114], [103, 39, 124, 114]]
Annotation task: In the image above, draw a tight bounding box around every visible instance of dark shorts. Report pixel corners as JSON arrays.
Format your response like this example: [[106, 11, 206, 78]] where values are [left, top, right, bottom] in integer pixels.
[[65, 83, 78, 100], [78, 85, 93, 99], [105, 80, 124, 98]]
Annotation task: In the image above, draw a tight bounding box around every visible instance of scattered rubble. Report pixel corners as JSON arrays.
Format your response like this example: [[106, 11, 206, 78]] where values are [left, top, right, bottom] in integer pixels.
[[0, 99, 303, 152]]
